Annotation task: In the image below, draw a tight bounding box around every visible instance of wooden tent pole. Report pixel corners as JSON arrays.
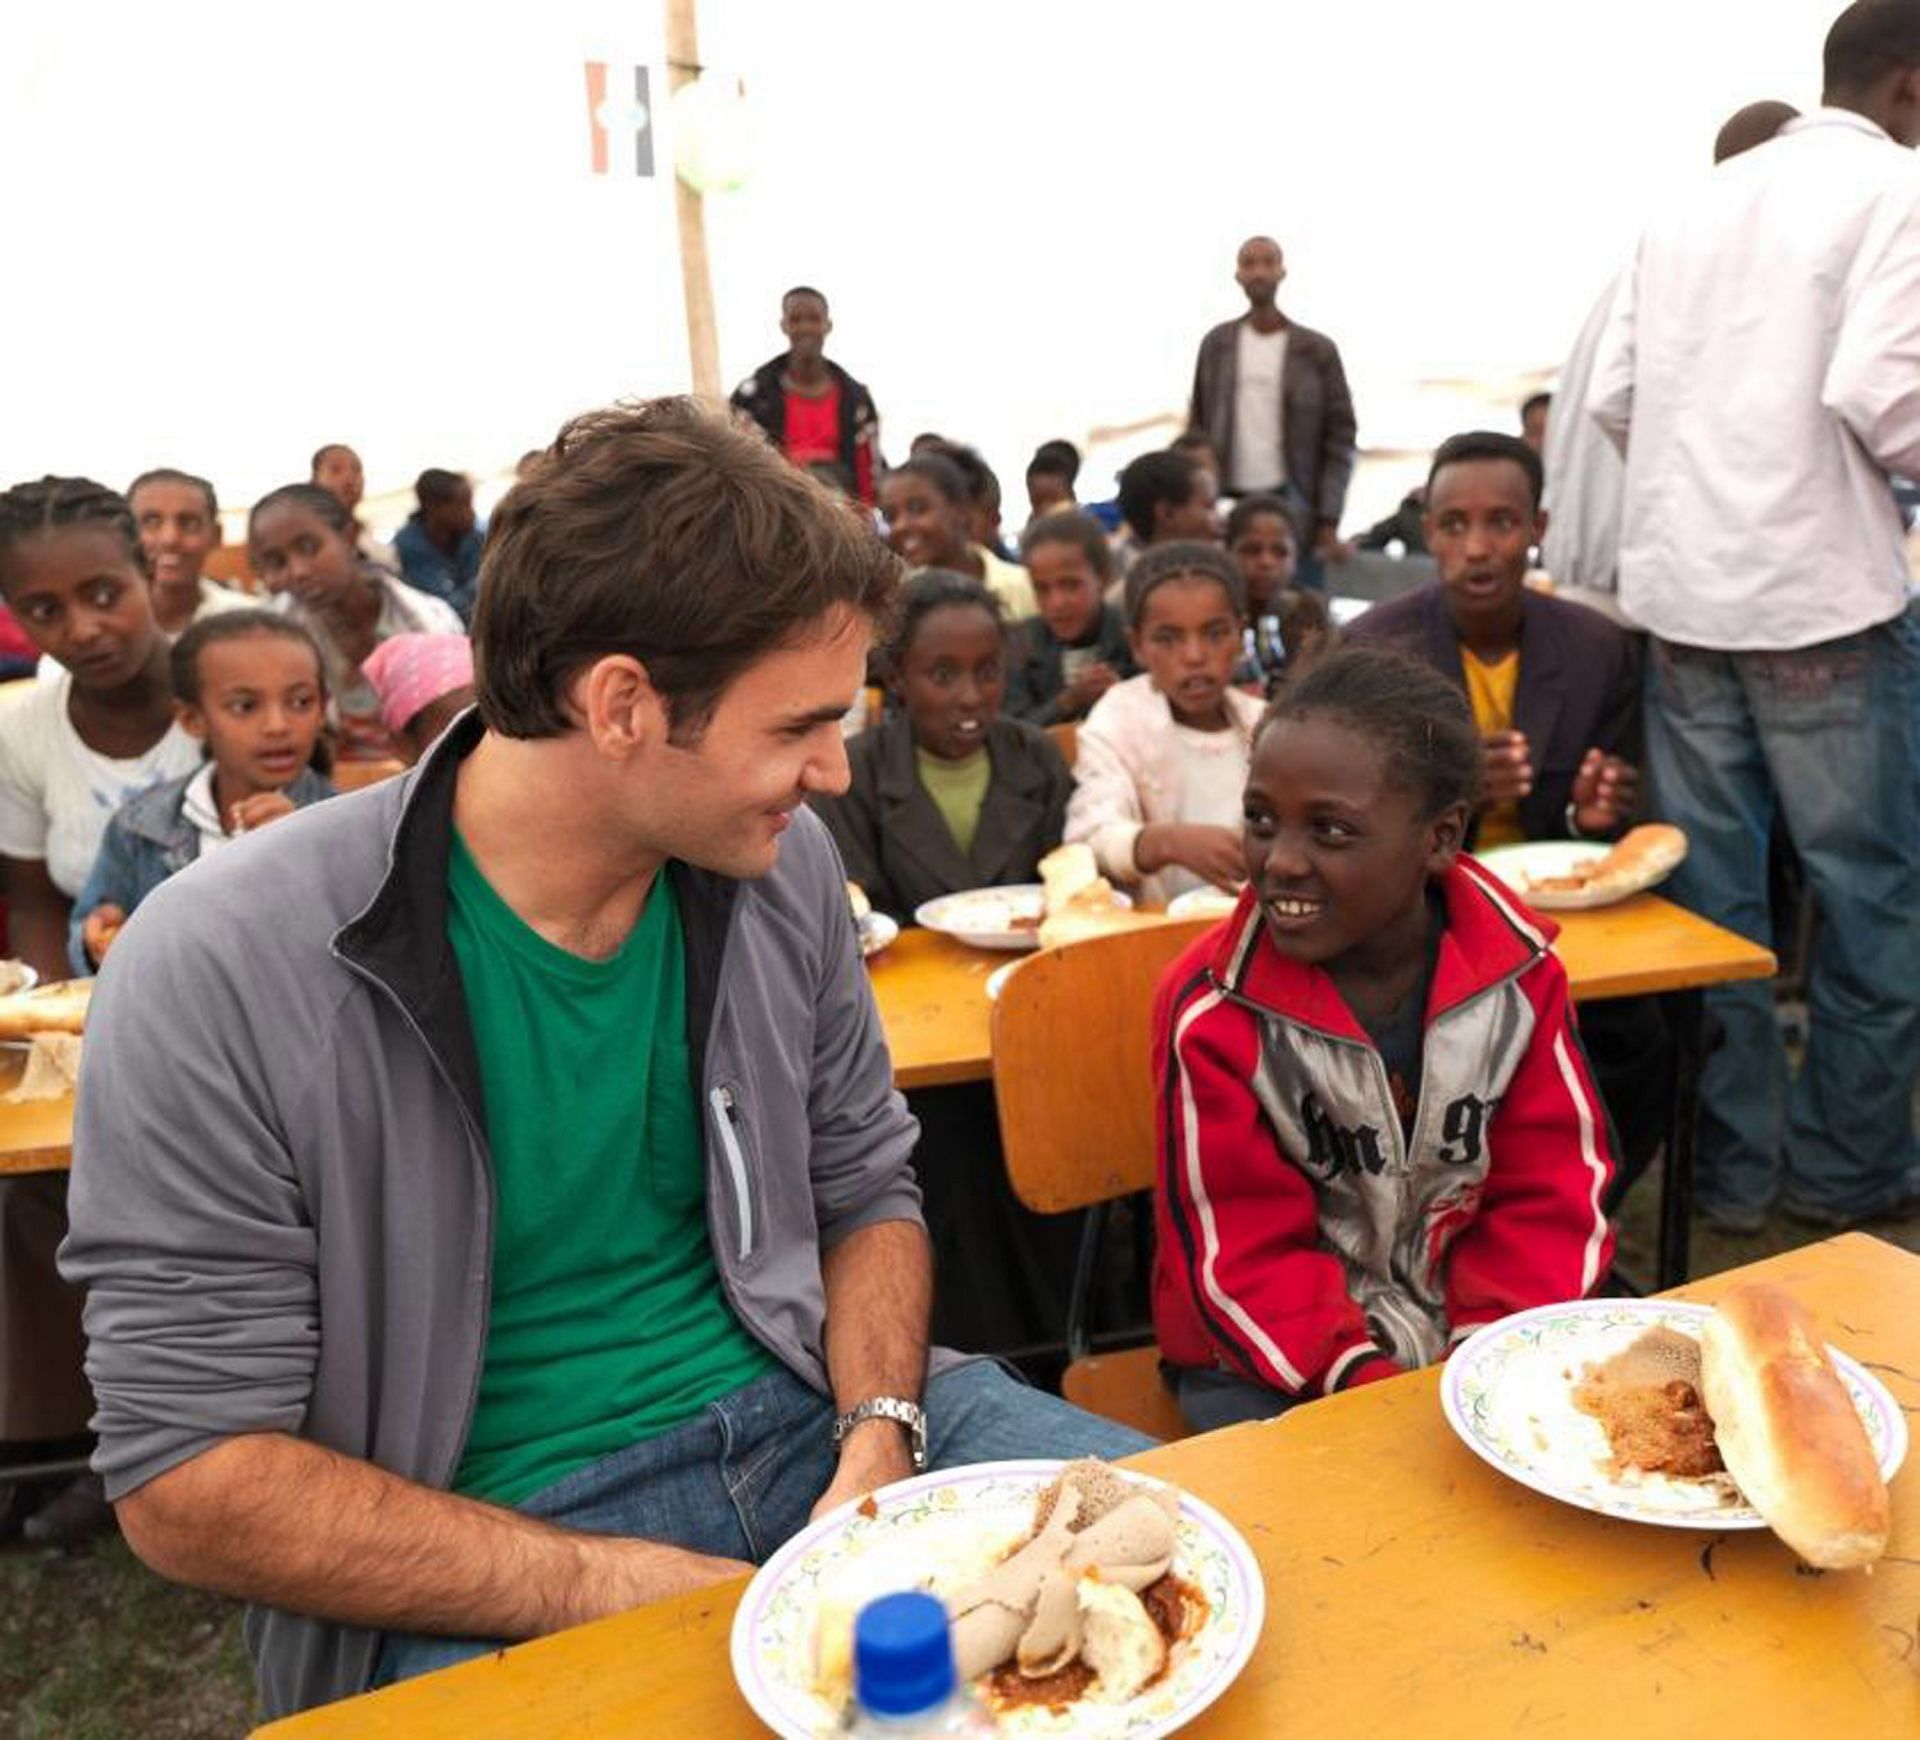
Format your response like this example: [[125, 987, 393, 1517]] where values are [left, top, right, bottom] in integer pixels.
[[664, 0, 721, 400]]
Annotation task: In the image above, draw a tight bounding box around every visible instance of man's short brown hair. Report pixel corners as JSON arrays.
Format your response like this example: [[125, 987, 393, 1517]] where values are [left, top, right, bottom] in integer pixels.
[[475, 397, 902, 742]]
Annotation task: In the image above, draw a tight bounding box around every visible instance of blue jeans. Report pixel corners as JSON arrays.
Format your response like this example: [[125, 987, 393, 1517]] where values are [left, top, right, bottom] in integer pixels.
[[371, 1361, 1152, 1688], [1644, 619, 1920, 1221], [1171, 1365, 1302, 1432]]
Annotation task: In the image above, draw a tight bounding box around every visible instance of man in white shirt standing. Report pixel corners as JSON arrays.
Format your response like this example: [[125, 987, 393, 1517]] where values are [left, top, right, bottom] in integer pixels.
[[1590, 0, 1920, 1231], [1543, 102, 1801, 599], [1187, 236, 1358, 588]]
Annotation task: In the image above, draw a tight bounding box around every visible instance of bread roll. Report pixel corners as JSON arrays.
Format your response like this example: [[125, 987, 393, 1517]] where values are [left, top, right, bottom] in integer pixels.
[[0, 980, 91, 1040], [1587, 824, 1687, 895], [1698, 1283, 1890, 1569]]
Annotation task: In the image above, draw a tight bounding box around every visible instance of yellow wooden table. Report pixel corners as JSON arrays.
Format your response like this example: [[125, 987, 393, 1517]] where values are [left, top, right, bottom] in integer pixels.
[[0, 1051, 74, 1176], [254, 1232, 1920, 1737], [872, 893, 1774, 1091]]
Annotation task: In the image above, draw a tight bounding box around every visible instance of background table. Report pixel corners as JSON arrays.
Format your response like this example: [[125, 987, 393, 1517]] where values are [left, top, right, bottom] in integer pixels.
[[0, 1050, 74, 1175], [871, 893, 1774, 1090], [254, 1232, 1920, 1737], [872, 897, 1775, 1288]]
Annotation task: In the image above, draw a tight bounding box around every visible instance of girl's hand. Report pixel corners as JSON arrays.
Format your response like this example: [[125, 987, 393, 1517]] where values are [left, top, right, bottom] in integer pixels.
[[83, 904, 127, 967], [1571, 749, 1639, 835], [229, 792, 297, 834], [1063, 662, 1119, 713], [1137, 823, 1247, 891]]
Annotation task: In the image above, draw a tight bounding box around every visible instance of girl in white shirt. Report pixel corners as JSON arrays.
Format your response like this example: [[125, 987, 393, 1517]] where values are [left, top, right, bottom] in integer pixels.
[[0, 477, 199, 978], [1065, 541, 1265, 905], [0, 474, 200, 1535]]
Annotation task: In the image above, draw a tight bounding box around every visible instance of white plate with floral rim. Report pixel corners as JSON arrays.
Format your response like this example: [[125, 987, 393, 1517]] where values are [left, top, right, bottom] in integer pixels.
[[1441, 1298, 1907, 1529], [729, 1458, 1265, 1739]]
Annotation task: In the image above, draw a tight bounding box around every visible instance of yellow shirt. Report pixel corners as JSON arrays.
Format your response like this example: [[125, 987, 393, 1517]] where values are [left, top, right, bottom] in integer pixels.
[[1461, 648, 1526, 848]]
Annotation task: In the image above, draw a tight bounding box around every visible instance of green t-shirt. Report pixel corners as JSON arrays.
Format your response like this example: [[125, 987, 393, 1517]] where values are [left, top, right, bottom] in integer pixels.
[[447, 835, 772, 1506], [916, 746, 992, 857]]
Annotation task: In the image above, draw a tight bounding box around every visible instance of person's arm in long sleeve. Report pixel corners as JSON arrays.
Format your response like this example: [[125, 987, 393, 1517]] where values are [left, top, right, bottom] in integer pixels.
[[1588, 261, 1638, 454], [1443, 962, 1617, 1338], [1825, 200, 1920, 483], [1314, 343, 1359, 533]]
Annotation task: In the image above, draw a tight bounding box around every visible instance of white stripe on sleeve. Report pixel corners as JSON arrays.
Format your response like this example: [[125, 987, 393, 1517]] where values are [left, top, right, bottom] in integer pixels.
[[1174, 990, 1308, 1391], [1551, 1029, 1612, 1296]]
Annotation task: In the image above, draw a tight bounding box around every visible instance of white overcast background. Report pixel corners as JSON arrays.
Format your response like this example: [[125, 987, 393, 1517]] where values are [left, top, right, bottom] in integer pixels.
[[2, 1, 1845, 531]]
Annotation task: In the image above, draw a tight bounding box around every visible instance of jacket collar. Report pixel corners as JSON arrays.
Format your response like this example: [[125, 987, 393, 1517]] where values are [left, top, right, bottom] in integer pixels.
[[330, 711, 739, 1123], [1208, 855, 1555, 1041], [116, 764, 333, 851], [1421, 585, 1567, 767], [871, 713, 1054, 891]]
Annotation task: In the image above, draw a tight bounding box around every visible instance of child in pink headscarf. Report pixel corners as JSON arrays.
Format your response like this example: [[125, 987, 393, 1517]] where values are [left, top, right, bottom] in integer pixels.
[[359, 633, 476, 764]]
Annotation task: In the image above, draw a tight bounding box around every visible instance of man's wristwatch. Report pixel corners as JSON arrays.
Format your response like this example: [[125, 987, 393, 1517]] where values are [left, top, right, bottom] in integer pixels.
[[832, 1396, 928, 1471]]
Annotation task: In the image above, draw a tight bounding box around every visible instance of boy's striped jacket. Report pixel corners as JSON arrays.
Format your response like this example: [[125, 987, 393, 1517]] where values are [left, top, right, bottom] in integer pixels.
[[1151, 857, 1617, 1399]]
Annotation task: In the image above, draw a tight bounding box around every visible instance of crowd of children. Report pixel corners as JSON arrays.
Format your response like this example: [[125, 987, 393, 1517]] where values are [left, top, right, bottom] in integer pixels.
[[4, 71, 1915, 1521], [0, 390, 1788, 1522]]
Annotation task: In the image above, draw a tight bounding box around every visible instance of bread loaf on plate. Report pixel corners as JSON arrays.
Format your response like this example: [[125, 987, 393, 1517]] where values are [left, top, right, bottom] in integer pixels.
[[0, 980, 91, 1040], [1698, 1283, 1890, 1569]]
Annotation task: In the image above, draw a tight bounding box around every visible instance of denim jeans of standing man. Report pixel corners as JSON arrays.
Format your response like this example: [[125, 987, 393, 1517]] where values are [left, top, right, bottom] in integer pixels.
[[1644, 615, 1920, 1228], [371, 1360, 1153, 1688]]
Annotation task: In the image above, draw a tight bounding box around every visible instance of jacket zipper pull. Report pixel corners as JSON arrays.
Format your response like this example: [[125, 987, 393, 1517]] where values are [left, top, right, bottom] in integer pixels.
[[709, 1084, 755, 1262]]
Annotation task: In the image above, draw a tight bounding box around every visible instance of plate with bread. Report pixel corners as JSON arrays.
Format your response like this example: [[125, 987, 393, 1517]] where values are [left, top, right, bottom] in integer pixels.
[[0, 977, 88, 1046], [730, 1457, 1263, 1739], [1477, 824, 1687, 910], [1444, 1288, 1904, 1566], [918, 846, 1134, 952]]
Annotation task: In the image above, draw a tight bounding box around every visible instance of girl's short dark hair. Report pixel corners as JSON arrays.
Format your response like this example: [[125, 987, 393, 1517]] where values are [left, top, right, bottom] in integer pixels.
[[883, 569, 1004, 681], [171, 609, 328, 704], [882, 452, 969, 507], [1225, 493, 1299, 547], [248, 482, 358, 547], [1256, 644, 1483, 818], [0, 476, 144, 585], [1123, 539, 1245, 630], [1018, 510, 1114, 582], [477, 397, 903, 743]]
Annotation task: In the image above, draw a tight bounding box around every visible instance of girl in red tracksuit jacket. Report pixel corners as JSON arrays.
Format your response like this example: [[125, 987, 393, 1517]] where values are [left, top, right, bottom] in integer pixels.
[[1152, 646, 1618, 1433]]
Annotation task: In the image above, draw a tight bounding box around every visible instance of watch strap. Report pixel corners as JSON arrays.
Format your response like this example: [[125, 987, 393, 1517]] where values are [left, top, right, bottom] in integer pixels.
[[832, 1396, 928, 1470]]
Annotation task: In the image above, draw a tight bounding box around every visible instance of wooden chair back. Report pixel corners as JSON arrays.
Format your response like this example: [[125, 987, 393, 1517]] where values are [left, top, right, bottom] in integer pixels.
[[1045, 721, 1078, 768], [990, 916, 1220, 1214]]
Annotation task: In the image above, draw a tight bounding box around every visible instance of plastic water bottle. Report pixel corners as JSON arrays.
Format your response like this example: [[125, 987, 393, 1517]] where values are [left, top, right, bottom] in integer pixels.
[[844, 1591, 995, 1736], [1235, 624, 1263, 689]]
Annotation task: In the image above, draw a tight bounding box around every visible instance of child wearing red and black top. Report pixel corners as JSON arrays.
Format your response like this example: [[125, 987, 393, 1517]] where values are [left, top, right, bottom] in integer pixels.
[[1152, 647, 1617, 1433], [728, 286, 882, 504]]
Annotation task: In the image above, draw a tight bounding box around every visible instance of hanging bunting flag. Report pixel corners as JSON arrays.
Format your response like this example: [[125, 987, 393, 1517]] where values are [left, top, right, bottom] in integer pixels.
[[584, 62, 654, 178]]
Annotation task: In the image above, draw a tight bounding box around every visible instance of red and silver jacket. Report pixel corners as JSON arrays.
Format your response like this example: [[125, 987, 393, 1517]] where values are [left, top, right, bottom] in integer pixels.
[[1151, 857, 1617, 1398]]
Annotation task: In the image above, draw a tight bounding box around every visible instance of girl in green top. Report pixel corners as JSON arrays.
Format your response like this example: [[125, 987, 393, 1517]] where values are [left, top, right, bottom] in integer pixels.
[[814, 571, 1072, 924]]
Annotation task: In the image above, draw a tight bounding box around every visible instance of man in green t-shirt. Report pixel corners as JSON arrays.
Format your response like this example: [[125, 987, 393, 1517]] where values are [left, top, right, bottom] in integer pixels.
[[73, 398, 1149, 1720]]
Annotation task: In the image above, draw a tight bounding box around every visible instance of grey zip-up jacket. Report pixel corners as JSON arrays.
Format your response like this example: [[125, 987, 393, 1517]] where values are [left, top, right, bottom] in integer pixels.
[[61, 711, 940, 1720]]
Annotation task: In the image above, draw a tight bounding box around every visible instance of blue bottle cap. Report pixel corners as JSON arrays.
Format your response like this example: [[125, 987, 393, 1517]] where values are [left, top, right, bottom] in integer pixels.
[[853, 1590, 958, 1717]]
